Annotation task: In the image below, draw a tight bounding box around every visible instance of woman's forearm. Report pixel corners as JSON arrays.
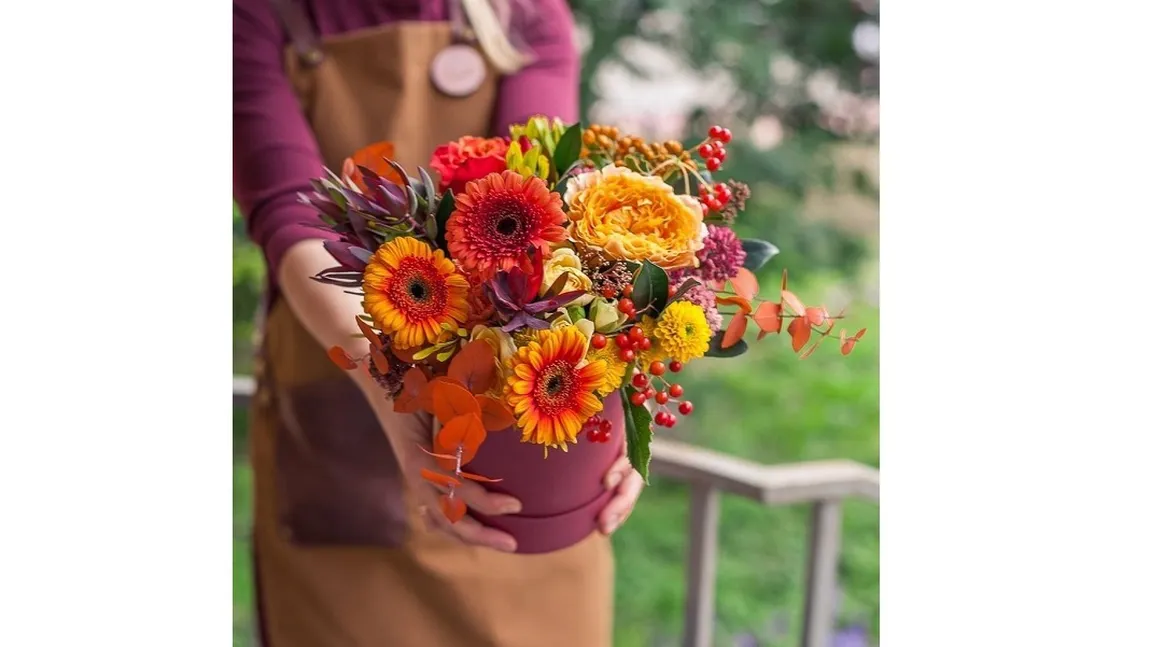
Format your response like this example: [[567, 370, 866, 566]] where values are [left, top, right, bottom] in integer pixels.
[[277, 239, 375, 390]]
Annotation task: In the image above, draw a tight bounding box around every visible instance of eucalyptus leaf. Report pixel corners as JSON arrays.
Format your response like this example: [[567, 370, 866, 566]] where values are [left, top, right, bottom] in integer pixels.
[[741, 239, 780, 271], [704, 336, 749, 358]]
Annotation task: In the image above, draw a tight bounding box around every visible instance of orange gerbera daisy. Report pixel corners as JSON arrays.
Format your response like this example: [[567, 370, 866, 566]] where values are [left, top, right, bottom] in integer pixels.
[[362, 237, 470, 350], [446, 170, 567, 279], [504, 326, 608, 451]]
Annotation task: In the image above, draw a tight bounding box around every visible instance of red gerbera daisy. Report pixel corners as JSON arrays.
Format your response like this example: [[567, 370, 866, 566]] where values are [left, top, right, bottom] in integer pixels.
[[445, 171, 567, 279]]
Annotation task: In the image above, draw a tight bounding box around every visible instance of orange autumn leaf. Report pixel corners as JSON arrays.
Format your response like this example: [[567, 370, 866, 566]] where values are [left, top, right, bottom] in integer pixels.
[[805, 306, 828, 327], [391, 344, 420, 364], [722, 311, 749, 349], [787, 318, 812, 353], [439, 494, 467, 523], [326, 346, 357, 371], [477, 395, 516, 431], [753, 301, 782, 335], [429, 378, 482, 425], [356, 316, 383, 348], [708, 279, 727, 292], [715, 295, 753, 313], [731, 267, 760, 301], [369, 345, 390, 375], [349, 141, 404, 185], [393, 368, 430, 413], [459, 471, 504, 483], [780, 290, 805, 315], [840, 328, 866, 356], [436, 413, 487, 466], [447, 340, 498, 395], [420, 468, 461, 489]]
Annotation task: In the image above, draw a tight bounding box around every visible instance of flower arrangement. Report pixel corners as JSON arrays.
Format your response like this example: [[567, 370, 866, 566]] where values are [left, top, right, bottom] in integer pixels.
[[303, 117, 865, 523]]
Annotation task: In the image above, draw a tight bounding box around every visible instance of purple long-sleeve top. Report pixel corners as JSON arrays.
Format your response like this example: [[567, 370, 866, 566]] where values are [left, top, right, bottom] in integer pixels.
[[233, 0, 580, 284]]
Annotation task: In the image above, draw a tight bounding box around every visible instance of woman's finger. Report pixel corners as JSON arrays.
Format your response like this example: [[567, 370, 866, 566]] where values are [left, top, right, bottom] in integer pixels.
[[450, 515, 518, 553], [454, 479, 522, 515], [602, 454, 631, 490], [598, 470, 644, 535]]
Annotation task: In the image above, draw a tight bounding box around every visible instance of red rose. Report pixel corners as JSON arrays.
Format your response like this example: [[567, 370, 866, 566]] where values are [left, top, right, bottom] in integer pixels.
[[429, 136, 510, 194]]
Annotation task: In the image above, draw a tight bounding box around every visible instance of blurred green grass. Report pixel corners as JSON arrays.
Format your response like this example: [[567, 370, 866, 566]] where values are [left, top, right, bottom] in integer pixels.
[[232, 274, 878, 646]]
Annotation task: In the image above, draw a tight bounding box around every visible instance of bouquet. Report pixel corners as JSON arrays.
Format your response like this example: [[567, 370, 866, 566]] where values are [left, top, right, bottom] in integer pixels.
[[302, 118, 865, 525]]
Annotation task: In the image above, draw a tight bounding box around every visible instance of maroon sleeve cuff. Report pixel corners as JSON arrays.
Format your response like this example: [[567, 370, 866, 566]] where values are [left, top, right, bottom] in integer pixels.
[[256, 204, 342, 282]]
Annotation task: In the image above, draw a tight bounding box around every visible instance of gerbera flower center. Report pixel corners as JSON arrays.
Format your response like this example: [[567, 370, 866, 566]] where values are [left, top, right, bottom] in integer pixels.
[[407, 279, 428, 301], [386, 257, 448, 321], [481, 197, 534, 248], [496, 214, 520, 236], [534, 361, 577, 415]]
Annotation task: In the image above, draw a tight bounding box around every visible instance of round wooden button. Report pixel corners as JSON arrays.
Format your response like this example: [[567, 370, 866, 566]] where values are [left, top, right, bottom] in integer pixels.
[[430, 44, 487, 97]]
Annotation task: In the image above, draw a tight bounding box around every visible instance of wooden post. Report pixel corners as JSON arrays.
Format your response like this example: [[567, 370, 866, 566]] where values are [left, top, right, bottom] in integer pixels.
[[683, 483, 721, 647], [801, 499, 843, 647]]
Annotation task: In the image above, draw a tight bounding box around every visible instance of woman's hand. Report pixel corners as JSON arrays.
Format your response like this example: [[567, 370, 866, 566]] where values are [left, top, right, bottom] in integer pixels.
[[277, 239, 522, 553], [597, 451, 644, 535], [364, 390, 523, 553]]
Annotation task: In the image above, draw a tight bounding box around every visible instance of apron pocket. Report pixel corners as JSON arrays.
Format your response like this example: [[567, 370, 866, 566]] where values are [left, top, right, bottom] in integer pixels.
[[273, 376, 408, 547]]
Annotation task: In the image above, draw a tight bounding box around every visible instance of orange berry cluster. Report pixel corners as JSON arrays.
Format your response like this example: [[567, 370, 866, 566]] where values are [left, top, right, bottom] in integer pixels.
[[582, 124, 696, 172]]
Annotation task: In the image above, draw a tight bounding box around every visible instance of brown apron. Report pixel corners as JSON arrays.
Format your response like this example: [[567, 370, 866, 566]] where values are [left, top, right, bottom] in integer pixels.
[[248, 2, 614, 646]]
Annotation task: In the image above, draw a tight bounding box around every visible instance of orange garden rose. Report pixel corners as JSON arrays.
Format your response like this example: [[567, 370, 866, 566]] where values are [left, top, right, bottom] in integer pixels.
[[564, 165, 708, 271], [429, 136, 510, 195]]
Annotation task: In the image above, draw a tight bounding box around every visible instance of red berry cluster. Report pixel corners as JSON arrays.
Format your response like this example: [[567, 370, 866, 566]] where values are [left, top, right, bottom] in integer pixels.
[[698, 124, 733, 173], [594, 322, 653, 364], [627, 359, 691, 428], [583, 414, 613, 443], [698, 181, 733, 214]]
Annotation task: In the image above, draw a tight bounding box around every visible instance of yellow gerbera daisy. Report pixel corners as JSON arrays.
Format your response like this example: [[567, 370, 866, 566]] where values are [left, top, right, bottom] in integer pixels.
[[587, 344, 628, 396], [653, 301, 713, 363], [362, 237, 470, 350], [504, 327, 608, 451]]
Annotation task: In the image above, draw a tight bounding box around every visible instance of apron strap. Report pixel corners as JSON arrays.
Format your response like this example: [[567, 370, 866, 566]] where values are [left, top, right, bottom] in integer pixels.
[[269, 0, 324, 67]]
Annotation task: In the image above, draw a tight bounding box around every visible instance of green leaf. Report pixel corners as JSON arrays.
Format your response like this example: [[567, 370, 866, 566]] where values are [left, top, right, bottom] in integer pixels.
[[622, 385, 653, 483], [704, 335, 748, 358], [630, 260, 670, 315], [434, 190, 455, 250], [741, 239, 779, 271], [551, 122, 583, 181]]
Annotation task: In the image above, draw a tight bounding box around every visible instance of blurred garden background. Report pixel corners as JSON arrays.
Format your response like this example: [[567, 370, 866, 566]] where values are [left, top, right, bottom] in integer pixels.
[[233, 1, 879, 645]]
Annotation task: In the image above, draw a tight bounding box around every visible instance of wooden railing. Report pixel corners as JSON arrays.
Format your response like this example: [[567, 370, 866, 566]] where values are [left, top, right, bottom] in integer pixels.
[[233, 375, 879, 647]]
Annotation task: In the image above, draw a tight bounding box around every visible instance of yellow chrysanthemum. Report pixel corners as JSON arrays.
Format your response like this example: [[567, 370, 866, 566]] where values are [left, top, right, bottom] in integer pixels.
[[504, 327, 608, 451], [564, 165, 707, 271], [587, 344, 628, 396], [362, 237, 470, 350], [653, 301, 713, 363]]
